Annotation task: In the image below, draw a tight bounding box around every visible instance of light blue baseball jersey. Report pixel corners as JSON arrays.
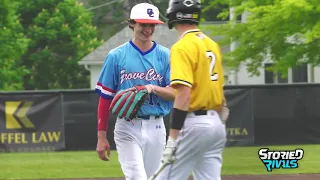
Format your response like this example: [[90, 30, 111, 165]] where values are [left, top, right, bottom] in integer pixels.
[[95, 40, 173, 117]]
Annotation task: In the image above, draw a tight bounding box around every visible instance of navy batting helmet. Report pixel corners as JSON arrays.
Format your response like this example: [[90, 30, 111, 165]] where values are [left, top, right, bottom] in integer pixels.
[[166, 0, 201, 29]]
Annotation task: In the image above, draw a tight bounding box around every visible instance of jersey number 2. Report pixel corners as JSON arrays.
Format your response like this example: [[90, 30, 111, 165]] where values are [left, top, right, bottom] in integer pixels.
[[206, 51, 218, 81]]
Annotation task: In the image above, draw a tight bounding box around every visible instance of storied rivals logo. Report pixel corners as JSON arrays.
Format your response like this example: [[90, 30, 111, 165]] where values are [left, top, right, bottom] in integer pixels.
[[258, 148, 304, 172]]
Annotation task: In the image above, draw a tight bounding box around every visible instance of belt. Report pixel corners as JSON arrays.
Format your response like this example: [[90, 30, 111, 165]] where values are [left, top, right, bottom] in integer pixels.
[[193, 110, 217, 116], [193, 110, 208, 116], [136, 115, 161, 120]]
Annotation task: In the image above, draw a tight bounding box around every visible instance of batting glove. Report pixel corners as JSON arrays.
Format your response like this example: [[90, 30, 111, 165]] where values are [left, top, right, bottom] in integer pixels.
[[161, 136, 177, 165]]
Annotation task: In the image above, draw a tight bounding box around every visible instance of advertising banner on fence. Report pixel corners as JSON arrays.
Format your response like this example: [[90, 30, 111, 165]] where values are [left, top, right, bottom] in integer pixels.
[[225, 88, 254, 147], [0, 94, 64, 152]]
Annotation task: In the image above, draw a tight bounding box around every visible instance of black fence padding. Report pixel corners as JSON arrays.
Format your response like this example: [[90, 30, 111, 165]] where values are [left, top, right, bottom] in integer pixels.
[[57, 84, 320, 150], [253, 86, 320, 145], [62, 91, 99, 150], [1, 84, 320, 151]]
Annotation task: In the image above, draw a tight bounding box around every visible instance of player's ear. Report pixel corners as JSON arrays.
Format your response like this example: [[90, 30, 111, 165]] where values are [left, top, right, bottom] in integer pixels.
[[127, 19, 136, 31]]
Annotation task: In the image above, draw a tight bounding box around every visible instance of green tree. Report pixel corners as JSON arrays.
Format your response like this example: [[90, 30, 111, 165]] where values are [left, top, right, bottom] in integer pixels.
[[201, 0, 232, 21], [205, 0, 320, 77], [17, 0, 102, 90], [0, 0, 29, 90]]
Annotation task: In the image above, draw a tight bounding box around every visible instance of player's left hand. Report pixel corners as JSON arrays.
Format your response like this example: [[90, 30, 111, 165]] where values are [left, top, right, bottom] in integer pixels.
[[219, 106, 230, 124], [161, 136, 177, 165], [124, 85, 154, 94]]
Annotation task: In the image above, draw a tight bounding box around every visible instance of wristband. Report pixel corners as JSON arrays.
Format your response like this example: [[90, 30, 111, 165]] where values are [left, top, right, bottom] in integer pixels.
[[170, 108, 188, 130]]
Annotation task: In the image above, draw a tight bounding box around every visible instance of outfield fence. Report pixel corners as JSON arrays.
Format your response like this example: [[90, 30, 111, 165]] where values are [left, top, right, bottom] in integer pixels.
[[1, 83, 320, 153]]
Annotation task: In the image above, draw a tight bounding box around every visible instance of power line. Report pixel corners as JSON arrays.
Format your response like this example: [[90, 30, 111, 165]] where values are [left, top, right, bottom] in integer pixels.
[[86, 0, 125, 11], [147, 0, 168, 21]]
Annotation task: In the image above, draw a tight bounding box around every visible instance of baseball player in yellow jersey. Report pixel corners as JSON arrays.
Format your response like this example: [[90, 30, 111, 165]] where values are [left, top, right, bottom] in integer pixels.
[[150, 0, 228, 180]]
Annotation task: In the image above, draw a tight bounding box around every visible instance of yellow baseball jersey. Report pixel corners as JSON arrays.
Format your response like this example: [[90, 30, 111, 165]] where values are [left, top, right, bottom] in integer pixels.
[[170, 29, 225, 112]]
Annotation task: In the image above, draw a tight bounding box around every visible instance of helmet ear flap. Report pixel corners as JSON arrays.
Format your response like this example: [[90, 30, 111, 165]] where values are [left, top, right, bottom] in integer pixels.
[[168, 21, 174, 29], [166, 13, 175, 29]]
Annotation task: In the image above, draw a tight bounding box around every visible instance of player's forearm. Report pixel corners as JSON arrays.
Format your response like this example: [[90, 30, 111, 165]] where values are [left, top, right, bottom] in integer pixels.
[[97, 96, 111, 139], [173, 86, 190, 111], [169, 85, 191, 139], [152, 85, 175, 101], [97, 131, 107, 140], [169, 129, 180, 140]]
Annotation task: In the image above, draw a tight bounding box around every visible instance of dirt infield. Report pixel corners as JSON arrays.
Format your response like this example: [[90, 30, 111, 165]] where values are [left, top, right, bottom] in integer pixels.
[[47, 174, 320, 180]]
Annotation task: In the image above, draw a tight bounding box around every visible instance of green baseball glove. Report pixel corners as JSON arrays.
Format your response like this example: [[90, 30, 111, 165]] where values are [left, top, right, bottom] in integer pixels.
[[109, 85, 149, 121]]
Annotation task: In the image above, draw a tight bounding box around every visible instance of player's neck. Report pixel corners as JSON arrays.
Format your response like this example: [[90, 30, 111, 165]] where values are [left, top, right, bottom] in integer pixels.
[[176, 24, 199, 38], [132, 38, 154, 52]]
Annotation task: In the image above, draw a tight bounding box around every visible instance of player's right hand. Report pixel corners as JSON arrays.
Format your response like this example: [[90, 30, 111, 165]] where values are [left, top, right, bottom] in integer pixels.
[[161, 136, 177, 165], [96, 131, 110, 161]]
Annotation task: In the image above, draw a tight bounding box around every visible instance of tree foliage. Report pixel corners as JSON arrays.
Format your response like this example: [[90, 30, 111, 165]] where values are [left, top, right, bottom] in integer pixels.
[[17, 0, 102, 89], [201, 0, 231, 21], [0, 0, 29, 90], [205, 0, 320, 77]]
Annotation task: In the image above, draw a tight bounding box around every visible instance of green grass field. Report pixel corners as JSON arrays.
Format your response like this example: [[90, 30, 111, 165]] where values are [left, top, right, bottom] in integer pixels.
[[1, 144, 320, 179]]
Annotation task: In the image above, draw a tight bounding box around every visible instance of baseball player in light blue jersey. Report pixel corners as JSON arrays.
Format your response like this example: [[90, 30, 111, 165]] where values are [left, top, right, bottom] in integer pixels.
[[95, 3, 175, 180]]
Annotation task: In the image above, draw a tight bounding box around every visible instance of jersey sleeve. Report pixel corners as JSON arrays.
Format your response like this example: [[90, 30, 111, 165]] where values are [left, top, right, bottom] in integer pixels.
[[163, 49, 171, 87], [170, 48, 194, 88], [164, 63, 171, 87], [95, 53, 118, 100]]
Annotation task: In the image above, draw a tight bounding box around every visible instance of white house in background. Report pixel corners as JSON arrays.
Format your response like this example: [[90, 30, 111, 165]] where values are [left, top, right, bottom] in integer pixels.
[[228, 63, 320, 85], [78, 22, 320, 89], [226, 10, 320, 85]]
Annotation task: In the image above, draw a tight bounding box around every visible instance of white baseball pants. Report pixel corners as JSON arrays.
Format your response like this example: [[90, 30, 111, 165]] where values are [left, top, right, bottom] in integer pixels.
[[114, 116, 166, 180], [154, 110, 227, 180]]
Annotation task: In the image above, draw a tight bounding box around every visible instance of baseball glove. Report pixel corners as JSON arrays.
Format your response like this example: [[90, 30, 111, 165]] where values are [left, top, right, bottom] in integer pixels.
[[109, 85, 149, 121]]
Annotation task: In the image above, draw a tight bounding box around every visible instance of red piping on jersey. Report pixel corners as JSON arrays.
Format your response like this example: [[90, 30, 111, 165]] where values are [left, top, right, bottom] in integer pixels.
[[96, 82, 117, 93], [98, 96, 112, 131]]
